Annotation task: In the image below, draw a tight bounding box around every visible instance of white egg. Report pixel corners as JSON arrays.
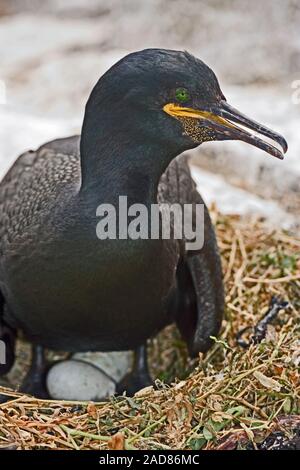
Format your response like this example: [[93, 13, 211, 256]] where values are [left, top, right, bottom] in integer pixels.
[[47, 359, 116, 401]]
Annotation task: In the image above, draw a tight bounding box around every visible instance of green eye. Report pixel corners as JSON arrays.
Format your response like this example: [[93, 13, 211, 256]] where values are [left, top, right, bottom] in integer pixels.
[[175, 87, 190, 103]]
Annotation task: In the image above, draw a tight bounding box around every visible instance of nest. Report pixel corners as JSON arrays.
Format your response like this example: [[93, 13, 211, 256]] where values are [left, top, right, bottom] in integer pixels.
[[0, 212, 299, 450]]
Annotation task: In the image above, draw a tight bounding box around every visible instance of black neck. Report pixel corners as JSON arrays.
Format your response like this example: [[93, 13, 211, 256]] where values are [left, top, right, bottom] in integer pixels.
[[79, 114, 178, 207]]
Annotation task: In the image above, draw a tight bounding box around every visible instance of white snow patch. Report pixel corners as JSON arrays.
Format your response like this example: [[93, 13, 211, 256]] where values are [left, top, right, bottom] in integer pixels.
[[190, 165, 296, 230], [0, 106, 78, 177]]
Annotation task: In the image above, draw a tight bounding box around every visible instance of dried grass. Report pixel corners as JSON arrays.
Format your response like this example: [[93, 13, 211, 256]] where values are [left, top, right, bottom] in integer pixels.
[[0, 212, 299, 450]]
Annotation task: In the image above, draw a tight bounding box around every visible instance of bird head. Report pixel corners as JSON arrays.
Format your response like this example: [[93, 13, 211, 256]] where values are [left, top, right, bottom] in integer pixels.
[[83, 49, 287, 161]]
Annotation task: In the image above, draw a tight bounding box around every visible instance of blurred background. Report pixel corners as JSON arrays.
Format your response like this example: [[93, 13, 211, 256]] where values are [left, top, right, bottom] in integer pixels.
[[1, 0, 299, 227]]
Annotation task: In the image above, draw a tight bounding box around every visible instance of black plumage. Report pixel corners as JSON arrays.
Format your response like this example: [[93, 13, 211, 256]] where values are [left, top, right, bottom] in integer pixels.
[[0, 49, 287, 397]]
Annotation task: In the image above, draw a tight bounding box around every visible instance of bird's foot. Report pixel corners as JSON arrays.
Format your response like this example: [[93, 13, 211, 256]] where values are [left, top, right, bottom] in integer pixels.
[[19, 372, 49, 399], [0, 394, 14, 404], [19, 345, 50, 399], [116, 370, 154, 396], [0, 380, 49, 402], [116, 344, 153, 396]]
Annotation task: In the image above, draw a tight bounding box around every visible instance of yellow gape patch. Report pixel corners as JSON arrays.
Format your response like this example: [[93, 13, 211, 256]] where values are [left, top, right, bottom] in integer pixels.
[[163, 102, 236, 143], [163, 103, 216, 143], [176, 116, 215, 143]]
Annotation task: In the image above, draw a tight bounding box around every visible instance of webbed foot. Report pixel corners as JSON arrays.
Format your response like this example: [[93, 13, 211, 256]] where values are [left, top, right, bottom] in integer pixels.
[[19, 345, 50, 399], [116, 344, 153, 396]]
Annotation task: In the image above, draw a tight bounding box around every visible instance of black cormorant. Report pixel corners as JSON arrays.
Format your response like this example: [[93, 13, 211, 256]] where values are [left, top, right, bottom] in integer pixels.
[[0, 49, 287, 398]]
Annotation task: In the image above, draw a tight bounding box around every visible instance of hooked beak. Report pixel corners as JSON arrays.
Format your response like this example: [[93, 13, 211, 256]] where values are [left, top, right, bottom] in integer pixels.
[[163, 101, 288, 159]]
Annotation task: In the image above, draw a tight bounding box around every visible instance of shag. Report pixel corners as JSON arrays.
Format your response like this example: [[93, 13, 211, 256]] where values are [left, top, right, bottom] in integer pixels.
[[0, 49, 287, 398]]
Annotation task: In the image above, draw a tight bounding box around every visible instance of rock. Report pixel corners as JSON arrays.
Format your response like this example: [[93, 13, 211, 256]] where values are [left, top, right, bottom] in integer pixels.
[[46, 359, 117, 401]]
